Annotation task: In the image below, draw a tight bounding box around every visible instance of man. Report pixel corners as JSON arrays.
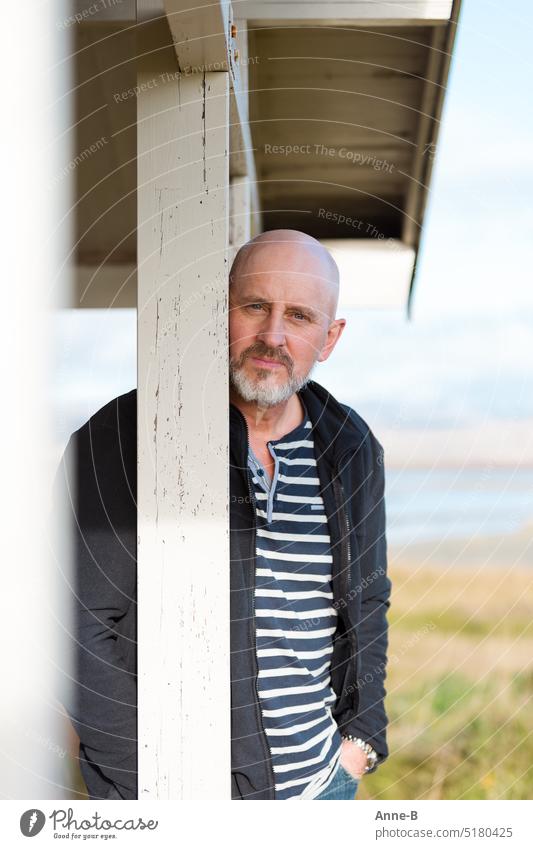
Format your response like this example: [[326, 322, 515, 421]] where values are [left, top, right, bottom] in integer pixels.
[[55, 229, 391, 800]]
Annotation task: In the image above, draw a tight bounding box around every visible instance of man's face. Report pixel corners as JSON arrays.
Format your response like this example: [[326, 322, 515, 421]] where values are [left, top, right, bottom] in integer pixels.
[[228, 243, 339, 407]]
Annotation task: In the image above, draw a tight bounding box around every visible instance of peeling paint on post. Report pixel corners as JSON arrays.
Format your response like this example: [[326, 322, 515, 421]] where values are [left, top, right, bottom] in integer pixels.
[[137, 23, 230, 799]]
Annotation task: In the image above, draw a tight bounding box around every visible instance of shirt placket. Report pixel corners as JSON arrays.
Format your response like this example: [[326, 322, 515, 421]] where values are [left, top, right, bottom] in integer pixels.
[[248, 444, 279, 523]]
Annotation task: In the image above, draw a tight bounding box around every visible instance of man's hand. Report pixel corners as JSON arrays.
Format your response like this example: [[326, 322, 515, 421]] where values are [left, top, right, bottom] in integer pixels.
[[339, 738, 368, 780]]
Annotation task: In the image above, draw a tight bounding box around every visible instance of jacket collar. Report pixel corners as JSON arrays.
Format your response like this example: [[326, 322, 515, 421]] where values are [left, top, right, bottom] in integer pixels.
[[230, 379, 369, 468]]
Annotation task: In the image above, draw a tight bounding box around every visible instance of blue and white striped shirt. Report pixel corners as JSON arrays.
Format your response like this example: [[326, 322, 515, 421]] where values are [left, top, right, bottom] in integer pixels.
[[248, 398, 343, 799]]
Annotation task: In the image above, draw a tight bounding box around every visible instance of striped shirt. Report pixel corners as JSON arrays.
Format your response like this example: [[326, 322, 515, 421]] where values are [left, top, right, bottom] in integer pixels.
[[248, 397, 343, 799]]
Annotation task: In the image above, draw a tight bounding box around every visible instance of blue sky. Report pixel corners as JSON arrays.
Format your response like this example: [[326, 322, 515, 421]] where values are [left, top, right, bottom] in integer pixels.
[[54, 0, 533, 466], [413, 0, 533, 319]]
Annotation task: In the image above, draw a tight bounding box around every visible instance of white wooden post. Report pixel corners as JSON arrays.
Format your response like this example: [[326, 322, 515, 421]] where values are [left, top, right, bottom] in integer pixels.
[[137, 28, 231, 798], [230, 176, 252, 263]]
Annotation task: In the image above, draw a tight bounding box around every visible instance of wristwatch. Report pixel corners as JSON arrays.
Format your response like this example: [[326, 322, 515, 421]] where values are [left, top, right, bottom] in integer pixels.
[[341, 734, 378, 773]]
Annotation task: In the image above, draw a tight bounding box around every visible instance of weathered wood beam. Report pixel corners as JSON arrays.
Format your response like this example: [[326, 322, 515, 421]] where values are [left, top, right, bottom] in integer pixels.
[[163, 0, 233, 73], [137, 26, 231, 798], [162, 5, 261, 229]]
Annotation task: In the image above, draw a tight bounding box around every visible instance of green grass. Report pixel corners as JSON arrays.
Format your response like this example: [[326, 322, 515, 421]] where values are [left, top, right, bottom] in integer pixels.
[[360, 563, 533, 800], [389, 609, 532, 639]]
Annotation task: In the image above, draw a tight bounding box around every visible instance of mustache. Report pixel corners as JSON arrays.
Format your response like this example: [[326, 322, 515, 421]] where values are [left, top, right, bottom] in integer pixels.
[[242, 346, 293, 370]]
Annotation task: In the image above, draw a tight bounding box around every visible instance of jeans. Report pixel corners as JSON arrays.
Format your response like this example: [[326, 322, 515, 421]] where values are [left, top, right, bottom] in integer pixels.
[[314, 764, 360, 800]]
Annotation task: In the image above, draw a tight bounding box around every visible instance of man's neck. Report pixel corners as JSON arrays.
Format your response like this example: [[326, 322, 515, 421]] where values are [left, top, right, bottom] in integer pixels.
[[230, 388, 305, 443]]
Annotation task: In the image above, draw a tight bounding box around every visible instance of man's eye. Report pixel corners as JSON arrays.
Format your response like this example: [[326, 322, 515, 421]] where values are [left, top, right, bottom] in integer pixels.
[[247, 303, 264, 311], [292, 312, 308, 321]]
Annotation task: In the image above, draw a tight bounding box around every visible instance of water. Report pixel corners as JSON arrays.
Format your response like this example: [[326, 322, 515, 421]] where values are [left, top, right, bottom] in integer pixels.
[[385, 467, 533, 546]]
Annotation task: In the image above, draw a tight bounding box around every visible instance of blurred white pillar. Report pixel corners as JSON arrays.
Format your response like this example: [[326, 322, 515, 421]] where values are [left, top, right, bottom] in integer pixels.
[[0, 3, 74, 797]]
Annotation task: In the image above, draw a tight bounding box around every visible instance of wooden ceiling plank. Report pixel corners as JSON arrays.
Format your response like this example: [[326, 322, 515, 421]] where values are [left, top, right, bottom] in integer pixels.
[[233, 0, 454, 24]]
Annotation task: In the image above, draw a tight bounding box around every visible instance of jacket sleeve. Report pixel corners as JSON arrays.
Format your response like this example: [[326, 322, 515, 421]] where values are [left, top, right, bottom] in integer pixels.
[[53, 425, 138, 799], [343, 434, 391, 773]]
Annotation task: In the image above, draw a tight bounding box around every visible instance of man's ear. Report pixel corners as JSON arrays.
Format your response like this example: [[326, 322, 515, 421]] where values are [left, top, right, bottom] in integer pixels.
[[318, 318, 347, 363]]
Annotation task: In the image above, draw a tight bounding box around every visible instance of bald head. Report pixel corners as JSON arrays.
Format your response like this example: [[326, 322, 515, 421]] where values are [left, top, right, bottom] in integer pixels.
[[228, 230, 347, 408], [230, 229, 340, 324]]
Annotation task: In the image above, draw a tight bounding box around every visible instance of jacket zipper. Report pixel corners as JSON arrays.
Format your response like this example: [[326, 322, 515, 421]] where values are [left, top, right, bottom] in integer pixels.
[[332, 478, 351, 602], [340, 480, 352, 587], [241, 413, 277, 798], [334, 451, 359, 710]]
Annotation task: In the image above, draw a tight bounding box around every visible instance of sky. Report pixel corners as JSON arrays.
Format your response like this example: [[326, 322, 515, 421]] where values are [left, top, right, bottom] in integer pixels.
[[413, 0, 533, 319], [317, 0, 533, 465], [54, 0, 533, 468]]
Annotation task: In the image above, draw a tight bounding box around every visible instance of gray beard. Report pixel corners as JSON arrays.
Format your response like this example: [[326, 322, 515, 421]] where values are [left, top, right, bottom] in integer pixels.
[[229, 358, 317, 407]]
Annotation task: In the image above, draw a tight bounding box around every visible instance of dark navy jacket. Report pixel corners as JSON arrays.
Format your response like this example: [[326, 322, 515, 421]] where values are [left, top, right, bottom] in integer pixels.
[[54, 379, 391, 800]]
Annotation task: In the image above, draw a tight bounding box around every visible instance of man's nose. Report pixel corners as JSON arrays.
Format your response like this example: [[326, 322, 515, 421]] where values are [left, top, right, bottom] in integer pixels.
[[257, 309, 287, 348]]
